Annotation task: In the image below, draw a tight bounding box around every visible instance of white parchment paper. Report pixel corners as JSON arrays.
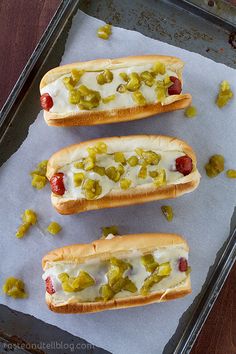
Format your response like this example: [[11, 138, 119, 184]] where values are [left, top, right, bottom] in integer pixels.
[[0, 10, 236, 354]]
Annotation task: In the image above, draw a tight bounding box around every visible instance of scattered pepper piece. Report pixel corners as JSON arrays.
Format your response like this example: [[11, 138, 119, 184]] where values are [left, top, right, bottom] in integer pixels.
[[69, 89, 81, 104], [156, 86, 166, 103], [97, 24, 112, 40], [58, 271, 95, 292], [30, 160, 48, 190], [78, 85, 101, 110], [31, 174, 47, 190], [126, 72, 141, 92], [216, 80, 233, 108], [140, 262, 171, 295], [16, 223, 31, 239], [74, 161, 84, 169], [97, 70, 113, 85], [99, 258, 136, 300], [22, 209, 37, 225], [116, 84, 126, 93], [73, 172, 85, 187], [102, 94, 116, 104], [152, 62, 166, 75], [140, 71, 154, 87], [47, 222, 62, 235], [16, 209, 37, 239], [94, 142, 108, 154], [226, 169, 236, 178], [114, 152, 126, 165], [132, 91, 146, 106], [31, 160, 48, 176], [205, 154, 224, 178], [93, 165, 106, 176], [120, 178, 132, 190], [138, 165, 147, 179], [184, 105, 197, 118], [127, 155, 139, 167], [119, 72, 129, 82], [101, 226, 119, 238], [105, 166, 121, 182], [161, 205, 174, 222], [82, 179, 102, 199], [153, 169, 166, 187], [71, 69, 85, 82], [141, 254, 158, 273], [99, 284, 114, 301], [2, 277, 27, 299], [63, 76, 76, 90]]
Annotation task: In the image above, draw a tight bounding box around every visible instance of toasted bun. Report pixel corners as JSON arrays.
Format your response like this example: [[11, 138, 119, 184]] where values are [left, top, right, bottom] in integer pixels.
[[42, 233, 189, 268], [47, 135, 201, 215], [40, 55, 192, 126], [45, 279, 191, 314], [42, 233, 191, 313]]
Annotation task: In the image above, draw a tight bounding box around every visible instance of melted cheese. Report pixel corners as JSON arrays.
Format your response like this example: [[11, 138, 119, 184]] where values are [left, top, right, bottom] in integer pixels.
[[40, 64, 177, 113], [43, 245, 189, 304], [59, 150, 185, 200]]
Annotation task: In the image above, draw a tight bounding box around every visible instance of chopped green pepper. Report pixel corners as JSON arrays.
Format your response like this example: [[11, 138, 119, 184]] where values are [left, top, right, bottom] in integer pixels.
[[47, 222, 62, 235], [161, 205, 174, 222], [30, 160, 48, 190], [101, 225, 119, 238], [97, 24, 112, 40], [3, 277, 27, 299], [205, 154, 224, 178], [141, 254, 158, 273], [140, 262, 171, 295], [226, 169, 236, 178], [184, 105, 197, 118], [16, 209, 37, 239], [216, 80, 233, 108]]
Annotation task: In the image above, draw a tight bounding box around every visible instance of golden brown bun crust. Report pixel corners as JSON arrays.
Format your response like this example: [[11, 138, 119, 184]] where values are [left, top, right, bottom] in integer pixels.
[[46, 135, 201, 215], [40, 56, 184, 87], [46, 277, 191, 314], [40, 55, 191, 126], [42, 233, 191, 313], [42, 233, 189, 268], [43, 95, 191, 127]]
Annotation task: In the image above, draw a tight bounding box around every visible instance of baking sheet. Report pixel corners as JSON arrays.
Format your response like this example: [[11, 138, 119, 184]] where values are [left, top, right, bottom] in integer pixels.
[[0, 9, 236, 354]]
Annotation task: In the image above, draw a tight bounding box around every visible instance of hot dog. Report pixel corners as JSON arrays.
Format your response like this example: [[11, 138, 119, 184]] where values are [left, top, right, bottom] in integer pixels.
[[46, 135, 200, 215], [42, 233, 191, 313], [40, 55, 192, 126]]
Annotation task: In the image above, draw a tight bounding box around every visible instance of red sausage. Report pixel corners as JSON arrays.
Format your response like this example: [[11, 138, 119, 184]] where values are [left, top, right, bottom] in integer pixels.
[[50, 173, 65, 195], [168, 76, 182, 95], [179, 258, 188, 272], [40, 93, 53, 111], [175, 155, 193, 176], [45, 277, 55, 295]]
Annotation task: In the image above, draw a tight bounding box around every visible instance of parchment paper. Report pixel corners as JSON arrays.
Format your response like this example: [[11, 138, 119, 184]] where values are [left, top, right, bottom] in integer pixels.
[[0, 10, 236, 354]]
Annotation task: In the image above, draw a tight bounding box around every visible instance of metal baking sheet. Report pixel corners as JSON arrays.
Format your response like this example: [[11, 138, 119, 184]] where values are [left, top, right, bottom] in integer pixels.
[[0, 0, 236, 353]]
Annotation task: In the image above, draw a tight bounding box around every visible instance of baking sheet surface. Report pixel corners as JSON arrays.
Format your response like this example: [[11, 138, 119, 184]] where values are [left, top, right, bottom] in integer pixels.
[[0, 10, 236, 354]]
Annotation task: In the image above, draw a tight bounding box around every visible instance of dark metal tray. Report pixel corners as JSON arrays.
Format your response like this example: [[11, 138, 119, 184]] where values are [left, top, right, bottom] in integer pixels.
[[0, 0, 236, 353]]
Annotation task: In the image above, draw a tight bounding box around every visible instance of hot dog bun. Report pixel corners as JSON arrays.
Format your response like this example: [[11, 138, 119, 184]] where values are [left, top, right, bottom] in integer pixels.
[[42, 233, 191, 313], [47, 135, 200, 215], [40, 55, 192, 126]]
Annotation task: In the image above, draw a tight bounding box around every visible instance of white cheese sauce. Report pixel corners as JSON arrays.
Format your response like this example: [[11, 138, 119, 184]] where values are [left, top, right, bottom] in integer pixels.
[[40, 64, 178, 113], [42, 245, 188, 304], [59, 149, 185, 200]]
